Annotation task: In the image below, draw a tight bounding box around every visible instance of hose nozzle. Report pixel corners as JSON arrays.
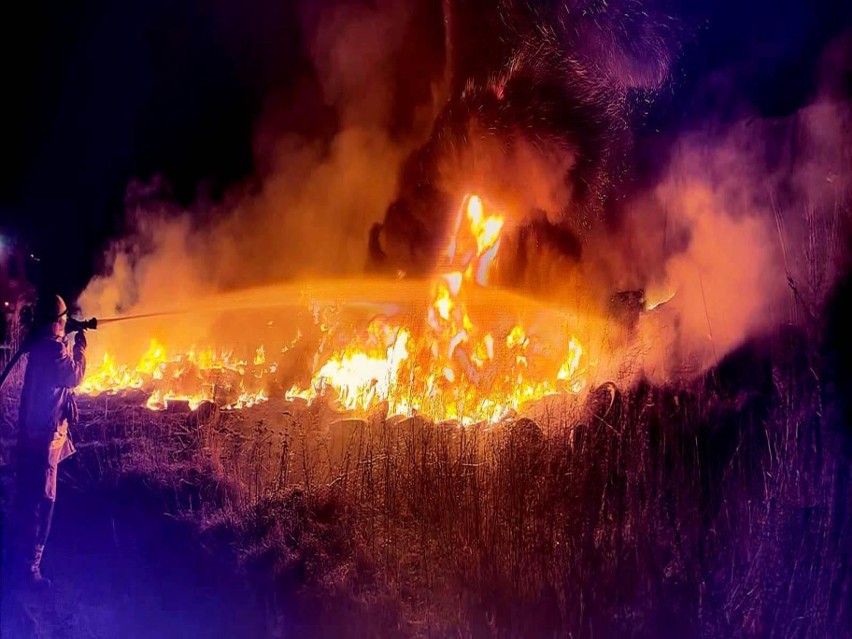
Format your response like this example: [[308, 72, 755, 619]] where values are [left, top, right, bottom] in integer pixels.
[[66, 316, 98, 333]]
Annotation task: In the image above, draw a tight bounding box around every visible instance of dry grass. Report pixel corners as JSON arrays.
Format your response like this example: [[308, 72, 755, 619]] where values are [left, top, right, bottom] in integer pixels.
[[1, 202, 849, 635], [5, 322, 838, 638]]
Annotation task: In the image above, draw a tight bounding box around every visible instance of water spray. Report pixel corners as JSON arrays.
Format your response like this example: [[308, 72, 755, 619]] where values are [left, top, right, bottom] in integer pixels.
[[65, 316, 98, 332], [64, 309, 188, 333]]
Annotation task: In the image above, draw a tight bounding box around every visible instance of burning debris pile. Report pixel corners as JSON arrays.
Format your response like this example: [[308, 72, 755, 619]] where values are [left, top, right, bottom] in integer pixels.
[[80, 194, 598, 424], [72, 1, 850, 430]]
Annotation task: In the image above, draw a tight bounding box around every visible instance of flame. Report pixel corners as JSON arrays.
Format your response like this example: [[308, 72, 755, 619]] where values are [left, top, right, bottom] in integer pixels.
[[557, 336, 586, 393], [80, 338, 271, 411], [81, 193, 590, 422], [466, 194, 504, 256], [297, 327, 411, 411]]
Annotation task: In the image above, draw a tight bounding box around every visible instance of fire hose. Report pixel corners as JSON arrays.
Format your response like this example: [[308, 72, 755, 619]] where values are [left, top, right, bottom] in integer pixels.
[[0, 311, 177, 391]]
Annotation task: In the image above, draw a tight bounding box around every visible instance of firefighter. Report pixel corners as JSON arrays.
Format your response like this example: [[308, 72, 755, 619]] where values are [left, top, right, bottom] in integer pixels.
[[14, 294, 86, 585]]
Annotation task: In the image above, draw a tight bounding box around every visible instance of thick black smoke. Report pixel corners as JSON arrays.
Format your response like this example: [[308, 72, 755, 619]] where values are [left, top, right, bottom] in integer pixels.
[[369, 0, 684, 275], [368, 0, 851, 289]]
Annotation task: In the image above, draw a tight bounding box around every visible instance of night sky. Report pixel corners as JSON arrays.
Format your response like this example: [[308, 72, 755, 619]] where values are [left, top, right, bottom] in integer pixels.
[[1, 0, 849, 300]]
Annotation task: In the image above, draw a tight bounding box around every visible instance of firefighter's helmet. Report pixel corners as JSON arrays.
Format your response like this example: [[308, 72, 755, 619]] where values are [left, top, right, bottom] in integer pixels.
[[34, 294, 68, 325]]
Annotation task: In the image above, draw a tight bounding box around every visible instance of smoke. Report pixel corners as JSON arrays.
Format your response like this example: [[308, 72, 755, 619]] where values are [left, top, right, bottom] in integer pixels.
[[371, 0, 685, 273], [608, 57, 852, 377], [78, 1, 850, 385], [366, 3, 850, 380], [624, 137, 790, 377], [494, 99, 851, 381], [80, 0, 433, 317]]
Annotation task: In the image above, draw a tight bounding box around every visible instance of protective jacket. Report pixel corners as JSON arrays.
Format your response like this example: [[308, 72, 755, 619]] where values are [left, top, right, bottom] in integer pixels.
[[17, 332, 86, 498]]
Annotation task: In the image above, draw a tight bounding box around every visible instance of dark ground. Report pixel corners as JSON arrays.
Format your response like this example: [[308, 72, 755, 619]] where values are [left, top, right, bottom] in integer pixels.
[[1, 468, 266, 638]]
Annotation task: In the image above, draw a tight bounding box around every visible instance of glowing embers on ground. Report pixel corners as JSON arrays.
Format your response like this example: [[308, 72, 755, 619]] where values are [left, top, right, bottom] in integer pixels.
[[80, 194, 589, 421]]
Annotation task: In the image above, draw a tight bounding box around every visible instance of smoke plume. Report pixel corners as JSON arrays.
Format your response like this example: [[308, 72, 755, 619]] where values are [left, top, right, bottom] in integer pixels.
[[81, 0, 436, 317], [79, 2, 851, 383]]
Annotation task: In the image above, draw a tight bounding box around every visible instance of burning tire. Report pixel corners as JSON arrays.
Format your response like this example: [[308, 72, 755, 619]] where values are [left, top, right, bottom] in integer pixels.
[[582, 381, 622, 428]]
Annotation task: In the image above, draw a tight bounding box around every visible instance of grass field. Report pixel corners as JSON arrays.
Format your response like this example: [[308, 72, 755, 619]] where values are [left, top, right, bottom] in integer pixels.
[[3, 316, 848, 637]]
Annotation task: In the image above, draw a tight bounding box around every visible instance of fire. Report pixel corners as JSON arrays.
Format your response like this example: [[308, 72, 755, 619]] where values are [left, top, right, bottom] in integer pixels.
[[557, 336, 585, 393], [304, 326, 411, 412], [81, 194, 590, 422], [465, 194, 504, 255], [80, 338, 271, 410]]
